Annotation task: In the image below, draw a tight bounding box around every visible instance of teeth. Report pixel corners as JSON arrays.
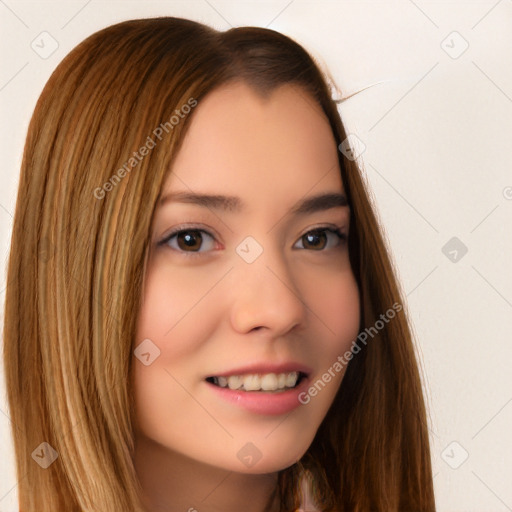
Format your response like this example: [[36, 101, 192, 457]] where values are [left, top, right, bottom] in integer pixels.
[[285, 373, 298, 387], [227, 375, 243, 390], [260, 373, 278, 390], [213, 372, 301, 391], [243, 374, 261, 391]]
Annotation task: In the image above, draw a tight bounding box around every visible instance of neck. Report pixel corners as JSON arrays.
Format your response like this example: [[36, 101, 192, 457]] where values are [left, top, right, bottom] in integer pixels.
[[133, 433, 281, 512]]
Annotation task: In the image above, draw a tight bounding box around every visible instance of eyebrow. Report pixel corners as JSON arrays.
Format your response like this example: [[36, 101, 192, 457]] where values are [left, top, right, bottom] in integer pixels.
[[158, 191, 349, 215]]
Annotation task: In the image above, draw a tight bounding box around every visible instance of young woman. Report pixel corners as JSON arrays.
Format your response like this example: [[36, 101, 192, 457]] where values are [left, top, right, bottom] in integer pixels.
[[2, 16, 436, 512]]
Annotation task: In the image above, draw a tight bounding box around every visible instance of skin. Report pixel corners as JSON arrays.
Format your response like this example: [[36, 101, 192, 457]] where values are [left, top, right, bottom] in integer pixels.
[[132, 81, 361, 512]]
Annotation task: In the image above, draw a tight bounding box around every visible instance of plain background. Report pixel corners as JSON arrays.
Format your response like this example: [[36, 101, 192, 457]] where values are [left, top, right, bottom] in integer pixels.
[[1, 1, 511, 510]]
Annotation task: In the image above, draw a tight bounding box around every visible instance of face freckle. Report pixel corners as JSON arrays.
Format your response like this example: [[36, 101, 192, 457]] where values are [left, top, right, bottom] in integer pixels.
[[133, 81, 361, 476]]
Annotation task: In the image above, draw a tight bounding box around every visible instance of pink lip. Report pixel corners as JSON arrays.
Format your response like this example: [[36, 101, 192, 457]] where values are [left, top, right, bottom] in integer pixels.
[[205, 374, 311, 416], [206, 361, 313, 378]]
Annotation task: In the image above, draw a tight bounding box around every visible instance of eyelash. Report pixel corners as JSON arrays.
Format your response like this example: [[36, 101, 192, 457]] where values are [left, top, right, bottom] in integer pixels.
[[157, 224, 347, 258]]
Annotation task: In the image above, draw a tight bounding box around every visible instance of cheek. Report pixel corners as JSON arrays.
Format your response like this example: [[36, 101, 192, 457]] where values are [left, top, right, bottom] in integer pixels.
[[132, 265, 225, 419], [295, 273, 360, 421], [309, 269, 360, 349], [132, 269, 217, 436], [334, 277, 360, 349], [135, 264, 218, 356], [302, 269, 360, 401]]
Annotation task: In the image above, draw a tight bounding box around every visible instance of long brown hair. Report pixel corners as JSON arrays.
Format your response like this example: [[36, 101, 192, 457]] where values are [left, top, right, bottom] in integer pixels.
[[3, 17, 435, 511]]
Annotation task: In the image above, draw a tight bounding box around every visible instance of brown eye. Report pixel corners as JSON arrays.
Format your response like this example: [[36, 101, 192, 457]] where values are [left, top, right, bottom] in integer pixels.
[[176, 231, 203, 251], [295, 228, 346, 251], [160, 228, 216, 254], [302, 230, 327, 250]]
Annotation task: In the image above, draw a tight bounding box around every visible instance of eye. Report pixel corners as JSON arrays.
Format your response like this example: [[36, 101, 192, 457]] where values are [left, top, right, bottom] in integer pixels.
[[159, 227, 216, 254], [158, 225, 347, 256], [294, 227, 346, 251]]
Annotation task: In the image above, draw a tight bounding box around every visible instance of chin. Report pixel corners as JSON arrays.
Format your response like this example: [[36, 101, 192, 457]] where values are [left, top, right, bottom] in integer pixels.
[[222, 438, 312, 475]]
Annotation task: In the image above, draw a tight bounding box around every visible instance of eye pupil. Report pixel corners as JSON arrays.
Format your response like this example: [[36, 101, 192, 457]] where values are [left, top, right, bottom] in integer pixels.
[[178, 231, 202, 251], [303, 230, 326, 250]]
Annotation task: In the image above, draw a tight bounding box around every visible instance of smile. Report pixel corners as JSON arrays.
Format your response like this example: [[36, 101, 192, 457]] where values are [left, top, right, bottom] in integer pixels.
[[205, 371, 307, 393]]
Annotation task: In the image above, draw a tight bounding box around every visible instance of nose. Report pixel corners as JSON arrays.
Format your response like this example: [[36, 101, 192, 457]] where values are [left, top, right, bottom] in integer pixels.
[[229, 246, 307, 337]]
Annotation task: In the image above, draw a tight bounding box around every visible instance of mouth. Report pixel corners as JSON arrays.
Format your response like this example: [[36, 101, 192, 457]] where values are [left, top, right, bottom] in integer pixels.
[[205, 371, 308, 393]]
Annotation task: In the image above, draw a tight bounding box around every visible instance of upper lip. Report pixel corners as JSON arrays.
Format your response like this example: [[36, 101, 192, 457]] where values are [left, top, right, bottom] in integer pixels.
[[206, 361, 313, 378]]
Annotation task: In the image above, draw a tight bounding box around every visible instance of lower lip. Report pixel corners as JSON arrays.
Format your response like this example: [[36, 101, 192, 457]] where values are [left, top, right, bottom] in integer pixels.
[[205, 376, 310, 416]]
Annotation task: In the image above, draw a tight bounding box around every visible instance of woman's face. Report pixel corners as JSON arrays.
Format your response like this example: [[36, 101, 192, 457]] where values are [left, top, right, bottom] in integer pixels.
[[133, 81, 360, 474]]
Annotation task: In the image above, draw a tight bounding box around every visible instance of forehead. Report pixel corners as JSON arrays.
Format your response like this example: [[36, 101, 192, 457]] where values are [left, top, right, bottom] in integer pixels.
[[163, 81, 343, 200]]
